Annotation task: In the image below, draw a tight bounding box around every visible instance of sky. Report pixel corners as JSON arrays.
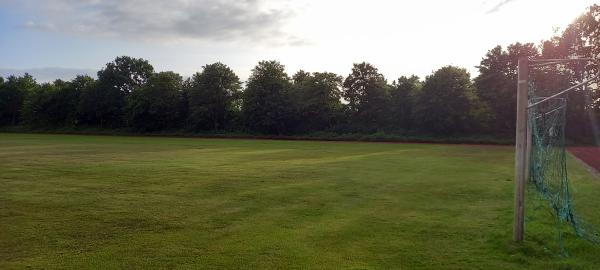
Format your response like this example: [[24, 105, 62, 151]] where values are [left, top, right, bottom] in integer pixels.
[[0, 0, 596, 82]]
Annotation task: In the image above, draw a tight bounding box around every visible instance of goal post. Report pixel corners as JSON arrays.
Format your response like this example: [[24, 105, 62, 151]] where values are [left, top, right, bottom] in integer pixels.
[[513, 57, 528, 242], [513, 56, 600, 243]]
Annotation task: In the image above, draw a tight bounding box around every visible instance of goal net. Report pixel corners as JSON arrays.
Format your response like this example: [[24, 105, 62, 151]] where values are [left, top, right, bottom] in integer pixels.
[[526, 59, 599, 247]]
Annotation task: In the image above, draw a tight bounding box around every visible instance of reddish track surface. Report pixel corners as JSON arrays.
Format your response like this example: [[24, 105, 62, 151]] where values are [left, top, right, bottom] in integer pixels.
[[569, 147, 600, 173]]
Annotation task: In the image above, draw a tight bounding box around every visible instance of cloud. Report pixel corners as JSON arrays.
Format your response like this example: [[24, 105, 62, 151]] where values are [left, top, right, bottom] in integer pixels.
[[2, 0, 301, 45], [0, 67, 96, 83], [485, 0, 518, 14]]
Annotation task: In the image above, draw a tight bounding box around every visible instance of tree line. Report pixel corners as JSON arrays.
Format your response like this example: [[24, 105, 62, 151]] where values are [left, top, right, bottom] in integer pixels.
[[1, 5, 598, 141]]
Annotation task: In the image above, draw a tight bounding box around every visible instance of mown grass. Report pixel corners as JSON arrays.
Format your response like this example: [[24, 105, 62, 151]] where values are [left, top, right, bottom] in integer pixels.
[[1, 133, 599, 269]]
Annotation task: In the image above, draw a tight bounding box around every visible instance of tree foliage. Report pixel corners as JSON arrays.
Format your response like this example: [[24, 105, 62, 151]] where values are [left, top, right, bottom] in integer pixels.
[[536, 5, 600, 142], [126, 72, 183, 131], [22, 83, 56, 127], [389, 75, 420, 131], [77, 79, 122, 128], [21, 77, 89, 127], [242, 60, 294, 134], [79, 56, 155, 127], [2, 4, 600, 141], [0, 74, 37, 126], [414, 66, 480, 134], [291, 71, 343, 132], [187, 63, 241, 130], [474, 43, 539, 134], [97, 56, 155, 95], [342, 62, 390, 131]]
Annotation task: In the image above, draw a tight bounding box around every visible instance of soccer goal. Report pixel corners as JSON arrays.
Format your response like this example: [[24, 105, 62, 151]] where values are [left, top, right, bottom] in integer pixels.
[[513, 56, 600, 243]]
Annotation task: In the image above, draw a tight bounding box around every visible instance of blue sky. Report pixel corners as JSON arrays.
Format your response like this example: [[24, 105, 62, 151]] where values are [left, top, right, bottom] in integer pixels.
[[0, 0, 596, 82]]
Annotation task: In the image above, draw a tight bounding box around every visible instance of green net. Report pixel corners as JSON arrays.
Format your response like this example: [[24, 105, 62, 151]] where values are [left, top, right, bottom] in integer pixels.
[[527, 84, 598, 247]]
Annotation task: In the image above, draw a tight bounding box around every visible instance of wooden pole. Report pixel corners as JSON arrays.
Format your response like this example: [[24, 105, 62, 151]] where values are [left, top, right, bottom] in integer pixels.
[[514, 57, 529, 242]]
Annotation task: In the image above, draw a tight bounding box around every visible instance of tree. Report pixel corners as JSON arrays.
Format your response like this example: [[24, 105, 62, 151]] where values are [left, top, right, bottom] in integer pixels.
[[537, 6, 600, 142], [22, 83, 55, 127], [0, 74, 37, 126], [242, 60, 294, 134], [568, 5, 600, 142], [126, 72, 184, 131], [576, 4, 600, 61], [292, 70, 311, 85], [66, 75, 95, 126], [35, 76, 92, 127], [389, 75, 421, 131], [77, 80, 122, 128], [79, 56, 154, 127], [342, 62, 390, 131], [474, 43, 539, 134], [414, 66, 481, 134], [291, 71, 344, 132], [187, 63, 242, 130], [97, 56, 155, 95], [8, 76, 83, 128]]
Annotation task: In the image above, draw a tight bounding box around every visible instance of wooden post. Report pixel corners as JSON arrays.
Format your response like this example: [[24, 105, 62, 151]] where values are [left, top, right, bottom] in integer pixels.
[[514, 57, 529, 242]]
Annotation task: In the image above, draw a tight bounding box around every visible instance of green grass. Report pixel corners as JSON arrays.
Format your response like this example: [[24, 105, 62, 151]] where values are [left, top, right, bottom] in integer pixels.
[[1, 133, 599, 269]]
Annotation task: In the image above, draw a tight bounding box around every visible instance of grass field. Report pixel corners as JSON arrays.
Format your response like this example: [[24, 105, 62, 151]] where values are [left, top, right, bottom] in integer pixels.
[[1, 133, 600, 269]]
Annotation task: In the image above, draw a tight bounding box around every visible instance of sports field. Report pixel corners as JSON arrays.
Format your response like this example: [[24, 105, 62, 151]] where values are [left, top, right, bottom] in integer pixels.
[[1, 133, 600, 269]]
